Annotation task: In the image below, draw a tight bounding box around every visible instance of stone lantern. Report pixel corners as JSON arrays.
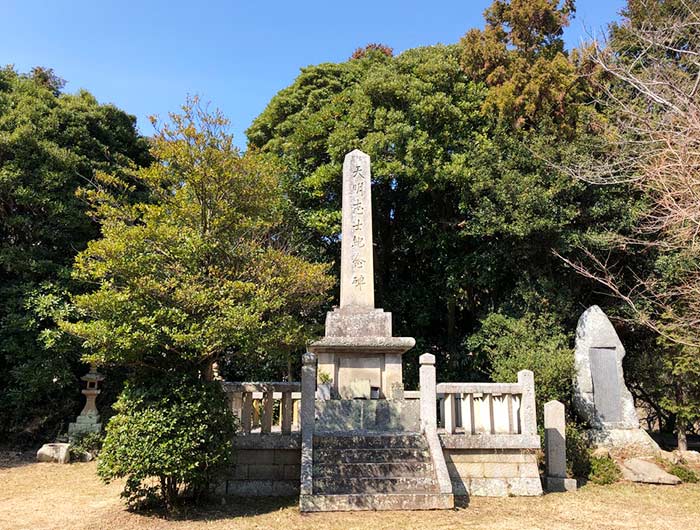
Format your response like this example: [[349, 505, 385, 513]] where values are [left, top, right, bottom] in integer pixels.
[[68, 365, 104, 439]]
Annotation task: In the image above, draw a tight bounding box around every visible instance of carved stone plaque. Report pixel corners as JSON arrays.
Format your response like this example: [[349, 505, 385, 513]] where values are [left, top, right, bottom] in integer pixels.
[[589, 347, 622, 423]]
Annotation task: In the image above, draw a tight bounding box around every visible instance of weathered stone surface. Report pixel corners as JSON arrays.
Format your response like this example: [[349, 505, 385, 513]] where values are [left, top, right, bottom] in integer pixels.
[[587, 428, 659, 453], [620, 458, 681, 485], [315, 399, 420, 432], [308, 336, 416, 355], [299, 492, 454, 512], [325, 307, 391, 337], [573, 306, 639, 430], [544, 400, 567, 480], [544, 477, 578, 492], [300, 352, 316, 496], [340, 150, 374, 309], [36, 443, 70, 464], [231, 434, 300, 450], [439, 433, 540, 450]]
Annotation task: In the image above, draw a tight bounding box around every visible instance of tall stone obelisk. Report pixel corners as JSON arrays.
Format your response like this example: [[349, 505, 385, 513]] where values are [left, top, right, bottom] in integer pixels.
[[308, 150, 415, 399], [339, 150, 374, 309]]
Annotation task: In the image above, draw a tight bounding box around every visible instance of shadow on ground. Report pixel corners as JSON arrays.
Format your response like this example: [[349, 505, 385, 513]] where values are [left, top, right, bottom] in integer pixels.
[[126, 496, 299, 523]]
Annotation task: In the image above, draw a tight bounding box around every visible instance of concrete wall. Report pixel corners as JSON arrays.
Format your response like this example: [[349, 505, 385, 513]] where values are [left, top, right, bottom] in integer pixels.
[[224, 448, 301, 496], [444, 449, 542, 497]]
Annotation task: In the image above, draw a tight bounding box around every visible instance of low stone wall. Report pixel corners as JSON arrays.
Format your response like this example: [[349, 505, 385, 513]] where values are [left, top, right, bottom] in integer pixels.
[[444, 449, 542, 497], [223, 435, 301, 496]]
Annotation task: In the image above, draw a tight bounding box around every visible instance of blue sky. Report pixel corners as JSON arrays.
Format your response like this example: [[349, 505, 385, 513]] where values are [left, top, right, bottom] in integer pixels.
[[2, 0, 626, 148]]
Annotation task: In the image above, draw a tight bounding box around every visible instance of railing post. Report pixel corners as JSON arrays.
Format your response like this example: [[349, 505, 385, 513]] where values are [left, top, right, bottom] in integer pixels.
[[281, 391, 293, 434], [241, 391, 252, 434], [419, 353, 437, 432], [444, 393, 456, 434], [517, 370, 537, 435], [261, 387, 274, 434], [300, 352, 317, 497]]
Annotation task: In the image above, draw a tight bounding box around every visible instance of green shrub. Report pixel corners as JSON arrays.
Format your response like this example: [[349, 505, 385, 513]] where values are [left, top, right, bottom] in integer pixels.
[[566, 424, 591, 478], [69, 431, 104, 461], [588, 455, 621, 485], [667, 463, 699, 483], [97, 374, 236, 510], [464, 312, 574, 410]]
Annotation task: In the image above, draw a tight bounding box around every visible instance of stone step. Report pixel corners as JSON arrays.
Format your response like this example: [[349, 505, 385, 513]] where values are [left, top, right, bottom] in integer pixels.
[[314, 447, 429, 464], [313, 433, 426, 450], [313, 462, 434, 478], [313, 476, 438, 494], [300, 493, 454, 512]]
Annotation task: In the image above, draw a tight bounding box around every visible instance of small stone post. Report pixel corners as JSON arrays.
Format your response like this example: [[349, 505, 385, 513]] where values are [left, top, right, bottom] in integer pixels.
[[544, 400, 577, 492], [300, 352, 317, 497], [419, 353, 437, 431], [517, 370, 537, 435]]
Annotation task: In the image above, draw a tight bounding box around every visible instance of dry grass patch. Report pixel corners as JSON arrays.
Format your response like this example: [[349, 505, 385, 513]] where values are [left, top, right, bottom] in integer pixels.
[[1, 459, 699, 530]]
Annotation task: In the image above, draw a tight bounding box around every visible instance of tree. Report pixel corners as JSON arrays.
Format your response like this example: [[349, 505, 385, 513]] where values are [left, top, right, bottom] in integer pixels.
[[62, 97, 333, 378], [559, 0, 700, 449], [0, 66, 150, 443], [247, 7, 625, 394]]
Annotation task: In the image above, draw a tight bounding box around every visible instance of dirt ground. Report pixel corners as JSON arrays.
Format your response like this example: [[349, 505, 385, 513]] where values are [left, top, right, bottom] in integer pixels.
[[2, 455, 700, 530]]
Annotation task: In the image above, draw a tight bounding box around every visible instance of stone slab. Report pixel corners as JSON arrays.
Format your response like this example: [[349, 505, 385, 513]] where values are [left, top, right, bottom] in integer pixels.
[[590, 347, 623, 422], [439, 433, 541, 450], [621, 458, 681, 485], [308, 336, 416, 355], [299, 493, 454, 512], [325, 307, 392, 337], [315, 399, 420, 433]]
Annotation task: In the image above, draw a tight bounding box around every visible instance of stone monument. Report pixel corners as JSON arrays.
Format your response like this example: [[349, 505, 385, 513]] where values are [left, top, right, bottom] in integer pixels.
[[573, 306, 658, 450], [544, 400, 577, 492], [308, 150, 415, 400]]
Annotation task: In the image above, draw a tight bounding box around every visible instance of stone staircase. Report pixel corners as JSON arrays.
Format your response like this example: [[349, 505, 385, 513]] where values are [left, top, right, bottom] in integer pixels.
[[300, 433, 453, 511]]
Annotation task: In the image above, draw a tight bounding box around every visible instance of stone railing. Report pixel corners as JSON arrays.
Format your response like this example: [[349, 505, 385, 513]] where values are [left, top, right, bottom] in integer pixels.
[[221, 382, 301, 435], [419, 354, 539, 449]]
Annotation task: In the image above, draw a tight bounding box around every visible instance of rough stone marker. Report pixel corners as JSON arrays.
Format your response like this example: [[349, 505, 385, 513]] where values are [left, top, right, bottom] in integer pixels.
[[573, 305, 659, 451]]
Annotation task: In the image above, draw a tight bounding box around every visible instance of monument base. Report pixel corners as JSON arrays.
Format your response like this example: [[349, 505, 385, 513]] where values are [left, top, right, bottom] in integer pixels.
[[586, 428, 660, 453], [308, 336, 415, 399], [325, 307, 392, 337], [545, 476, 577, 492]]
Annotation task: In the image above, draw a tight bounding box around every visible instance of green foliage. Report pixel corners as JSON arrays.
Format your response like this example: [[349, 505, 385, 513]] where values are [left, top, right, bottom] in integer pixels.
[[61, 98, 333, 376], [318, 370, 333, 384], [588, 455, 621, 485], [247, 36, 624, 388], [0, 66, 150, 442], [666, 463, 699, 484], [97, 374, 236, 510], [68, 431, 104, 461], [464, 312, 574, 408], [565, 423, 591, 478]]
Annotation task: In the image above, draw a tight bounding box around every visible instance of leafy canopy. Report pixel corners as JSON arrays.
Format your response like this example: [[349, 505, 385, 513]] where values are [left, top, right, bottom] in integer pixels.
[[62, 98, 333, 373]]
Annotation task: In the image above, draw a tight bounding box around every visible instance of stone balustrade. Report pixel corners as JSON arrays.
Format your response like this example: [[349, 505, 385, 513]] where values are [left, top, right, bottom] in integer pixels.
[[435, 371, 537, 439], [221, 382, 301, 435]]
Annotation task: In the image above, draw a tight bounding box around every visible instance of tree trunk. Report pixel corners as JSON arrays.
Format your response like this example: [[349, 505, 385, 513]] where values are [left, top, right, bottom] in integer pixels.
[[675, 381, 688, 451]]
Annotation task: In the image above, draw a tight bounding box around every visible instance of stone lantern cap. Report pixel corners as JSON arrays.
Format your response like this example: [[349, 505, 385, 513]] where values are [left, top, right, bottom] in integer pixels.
[[81, 367, 105, 383]]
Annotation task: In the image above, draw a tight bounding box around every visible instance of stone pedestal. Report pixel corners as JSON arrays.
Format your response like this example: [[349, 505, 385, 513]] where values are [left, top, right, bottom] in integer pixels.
[[309, 335, 414, 399]]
